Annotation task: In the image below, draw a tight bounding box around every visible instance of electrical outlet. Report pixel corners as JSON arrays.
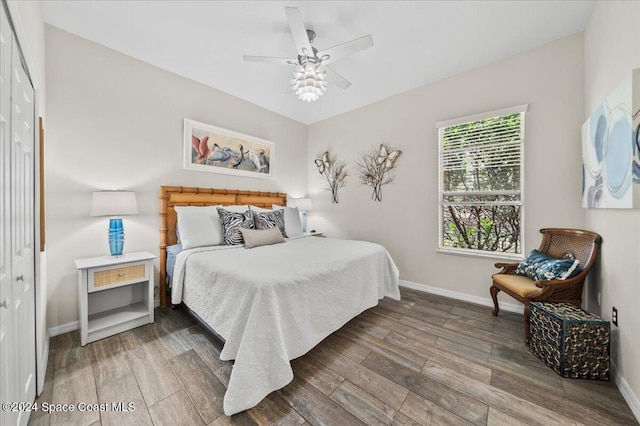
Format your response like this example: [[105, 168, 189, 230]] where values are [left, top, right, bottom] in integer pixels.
[[612, 307, 618, 326]]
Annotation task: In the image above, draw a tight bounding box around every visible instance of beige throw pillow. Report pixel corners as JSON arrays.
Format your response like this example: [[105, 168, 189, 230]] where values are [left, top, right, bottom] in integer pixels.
[[240, 227, 285, 249]]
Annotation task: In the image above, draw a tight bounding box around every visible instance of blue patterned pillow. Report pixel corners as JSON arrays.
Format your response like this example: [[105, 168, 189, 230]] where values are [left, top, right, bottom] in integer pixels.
[[515, 249, 581, 281], [254, 209, 287, 238], [216, 208, 256, 245]]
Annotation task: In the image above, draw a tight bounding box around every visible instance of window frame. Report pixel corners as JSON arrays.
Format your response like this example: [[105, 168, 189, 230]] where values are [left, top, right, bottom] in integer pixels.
[[436, 104, 528, 260]]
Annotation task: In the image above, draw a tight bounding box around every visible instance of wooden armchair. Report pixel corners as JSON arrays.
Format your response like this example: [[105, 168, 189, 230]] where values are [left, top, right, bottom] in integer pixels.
[[490, 228, 602, 345]]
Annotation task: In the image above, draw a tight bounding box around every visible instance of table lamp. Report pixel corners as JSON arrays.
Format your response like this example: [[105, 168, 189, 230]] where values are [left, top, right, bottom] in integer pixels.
[[296, 198, 312, 233], [91, 191, 138, 256]]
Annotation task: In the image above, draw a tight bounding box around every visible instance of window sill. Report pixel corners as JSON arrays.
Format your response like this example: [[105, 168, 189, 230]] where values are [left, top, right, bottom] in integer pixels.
[[436, 248, 522, 262]]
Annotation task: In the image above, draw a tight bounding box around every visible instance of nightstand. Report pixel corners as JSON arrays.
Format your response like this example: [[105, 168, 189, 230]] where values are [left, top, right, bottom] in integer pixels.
[[75, 251, 156, 346], [307, 231, 325, 237]]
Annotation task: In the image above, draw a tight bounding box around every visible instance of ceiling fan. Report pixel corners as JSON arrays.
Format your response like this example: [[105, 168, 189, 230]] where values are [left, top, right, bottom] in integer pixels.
[[243, 7, 374, 102]]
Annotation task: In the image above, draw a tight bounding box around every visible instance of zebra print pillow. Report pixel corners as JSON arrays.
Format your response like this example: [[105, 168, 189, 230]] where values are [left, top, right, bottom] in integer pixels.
[[216, 207, 256, 245], [254, 209, 287, 238]]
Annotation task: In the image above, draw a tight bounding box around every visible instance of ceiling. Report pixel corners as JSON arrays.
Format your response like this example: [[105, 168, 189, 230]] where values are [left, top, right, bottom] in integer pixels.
[[41, 1, 596, 125]]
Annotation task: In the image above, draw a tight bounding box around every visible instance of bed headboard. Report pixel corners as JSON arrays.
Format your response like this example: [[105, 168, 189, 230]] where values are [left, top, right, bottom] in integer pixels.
[[159, 186, 287, 306]]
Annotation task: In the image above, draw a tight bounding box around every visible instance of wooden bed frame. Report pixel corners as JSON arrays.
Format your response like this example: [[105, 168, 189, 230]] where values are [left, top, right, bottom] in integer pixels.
[[159, 186, 287, 307]]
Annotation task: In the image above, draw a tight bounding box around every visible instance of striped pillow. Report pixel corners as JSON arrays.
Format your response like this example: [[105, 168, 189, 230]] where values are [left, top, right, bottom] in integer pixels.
[[216, 208, 256, 245], [255, 209, 288, 238]]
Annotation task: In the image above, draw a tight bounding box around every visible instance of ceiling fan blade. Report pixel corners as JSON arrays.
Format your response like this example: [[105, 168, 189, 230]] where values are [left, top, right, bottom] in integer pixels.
[[285, 7, 313, 56], [243, 55, 296, 66], [326, 66, 352, 90], [318, 35, 374, 65]]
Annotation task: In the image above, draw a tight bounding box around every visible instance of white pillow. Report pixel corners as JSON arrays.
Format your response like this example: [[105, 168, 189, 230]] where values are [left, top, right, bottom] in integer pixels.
[[220, 204, 250, 213], [272, 204, 303, 237], [240, 227, 285, 249], [174, 206, 223, 249], [249, 205, 272, 213]]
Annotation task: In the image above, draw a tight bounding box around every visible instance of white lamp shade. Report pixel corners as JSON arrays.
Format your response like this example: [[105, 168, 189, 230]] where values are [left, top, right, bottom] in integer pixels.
[[91, 191, 139, 217], [295, 198, 313, 212]]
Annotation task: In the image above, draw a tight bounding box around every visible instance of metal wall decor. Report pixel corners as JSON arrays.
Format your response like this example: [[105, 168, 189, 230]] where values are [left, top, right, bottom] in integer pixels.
[[356, 144, 402, 201], [315, 151, 348, 203]]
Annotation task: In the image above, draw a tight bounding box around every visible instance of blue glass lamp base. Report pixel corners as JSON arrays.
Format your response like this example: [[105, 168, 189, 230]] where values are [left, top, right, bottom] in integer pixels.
[[109, 218, 125, 256], [301, 212, 308, 233]]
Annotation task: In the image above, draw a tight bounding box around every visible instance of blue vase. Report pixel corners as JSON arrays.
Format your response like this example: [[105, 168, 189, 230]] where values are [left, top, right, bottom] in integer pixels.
[[109, 218, 125, 256]]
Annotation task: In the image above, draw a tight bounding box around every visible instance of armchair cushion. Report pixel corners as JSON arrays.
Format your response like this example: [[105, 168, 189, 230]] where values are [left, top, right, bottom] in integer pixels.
[[493, 274, 540, 297], [515, 249, 581, 281]]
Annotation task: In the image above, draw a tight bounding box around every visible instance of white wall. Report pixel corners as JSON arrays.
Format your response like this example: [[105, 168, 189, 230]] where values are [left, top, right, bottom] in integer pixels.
[[308, 34, 585, 304], [584, 0, 640, 417], [45, 26, 308, 329]]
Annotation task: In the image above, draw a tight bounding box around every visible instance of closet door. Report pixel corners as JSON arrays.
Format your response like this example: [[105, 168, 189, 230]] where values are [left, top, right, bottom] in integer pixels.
[[0, 5, 17, 425], [11, 26, 36, 424], [0, 3, 36, 425]]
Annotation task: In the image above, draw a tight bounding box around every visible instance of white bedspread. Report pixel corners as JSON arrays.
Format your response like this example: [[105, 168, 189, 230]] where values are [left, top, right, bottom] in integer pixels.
[[171, 236, 400, 415]]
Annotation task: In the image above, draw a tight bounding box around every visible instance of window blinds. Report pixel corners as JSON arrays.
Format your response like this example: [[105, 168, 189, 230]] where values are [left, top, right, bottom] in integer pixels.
[[440, 112, 523, 196]]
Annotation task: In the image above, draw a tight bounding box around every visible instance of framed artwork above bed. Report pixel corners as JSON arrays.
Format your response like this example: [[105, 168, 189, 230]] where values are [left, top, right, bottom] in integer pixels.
[[183, 119, 274, 179]]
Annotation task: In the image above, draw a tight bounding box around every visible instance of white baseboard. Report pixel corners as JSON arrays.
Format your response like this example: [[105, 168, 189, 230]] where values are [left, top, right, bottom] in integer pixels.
[[48, 320, 78, 337], [37, 331, 49, 395], [398, 279, 524, 314], [613, 365, 640, 423]]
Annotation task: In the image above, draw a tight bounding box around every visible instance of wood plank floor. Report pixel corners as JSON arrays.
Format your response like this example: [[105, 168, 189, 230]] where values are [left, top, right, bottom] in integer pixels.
[[28, 288, 638, 426]]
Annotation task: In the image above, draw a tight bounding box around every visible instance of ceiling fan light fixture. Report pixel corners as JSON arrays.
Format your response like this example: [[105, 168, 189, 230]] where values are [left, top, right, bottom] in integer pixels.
[[291, 60, 328, 102], [243, 7, 374, 103]]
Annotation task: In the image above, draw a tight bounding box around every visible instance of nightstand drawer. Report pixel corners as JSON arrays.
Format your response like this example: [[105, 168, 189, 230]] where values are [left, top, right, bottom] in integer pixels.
[[88, 261, 149, 292]]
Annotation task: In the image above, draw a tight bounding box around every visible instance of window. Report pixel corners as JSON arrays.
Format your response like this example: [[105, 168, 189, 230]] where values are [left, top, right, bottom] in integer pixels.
[[437, 105, 527, 258]]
